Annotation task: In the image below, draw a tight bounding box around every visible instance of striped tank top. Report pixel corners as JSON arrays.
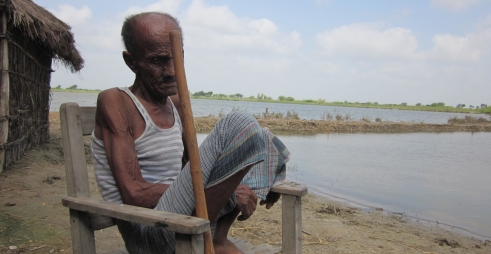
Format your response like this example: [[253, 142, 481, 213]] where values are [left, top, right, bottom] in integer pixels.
[[91, 87, 184, 204]]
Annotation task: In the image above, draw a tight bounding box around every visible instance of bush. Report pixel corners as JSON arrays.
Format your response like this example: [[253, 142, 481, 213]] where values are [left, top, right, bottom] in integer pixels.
[[448, 116, 491, 124]]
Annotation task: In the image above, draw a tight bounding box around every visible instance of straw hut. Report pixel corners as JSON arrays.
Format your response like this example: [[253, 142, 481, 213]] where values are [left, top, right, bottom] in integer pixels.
[[0, 0, 84, 171]]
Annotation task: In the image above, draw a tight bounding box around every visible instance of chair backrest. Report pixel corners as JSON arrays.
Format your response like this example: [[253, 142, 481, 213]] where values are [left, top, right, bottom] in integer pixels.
[[60, 103, 115, 229], [60, 103, 96, 197]]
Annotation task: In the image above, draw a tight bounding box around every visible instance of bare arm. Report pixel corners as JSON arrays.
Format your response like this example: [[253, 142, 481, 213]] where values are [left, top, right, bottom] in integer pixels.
[[95, 89, 168, 208]]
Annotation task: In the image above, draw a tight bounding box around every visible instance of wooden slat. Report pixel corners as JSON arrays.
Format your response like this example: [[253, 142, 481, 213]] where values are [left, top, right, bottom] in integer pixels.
[[272, 182, 308, 197], [62, 196, 210, 235], [70, 209, 96, 254], [60, 103, 90, 198], [80, 106, 96, 135], [175, 233, 204, 254], [281, 195, 302, 254]]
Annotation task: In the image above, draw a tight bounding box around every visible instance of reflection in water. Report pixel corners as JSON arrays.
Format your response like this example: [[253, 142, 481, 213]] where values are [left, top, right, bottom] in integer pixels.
[[198, 132, 491, 239]]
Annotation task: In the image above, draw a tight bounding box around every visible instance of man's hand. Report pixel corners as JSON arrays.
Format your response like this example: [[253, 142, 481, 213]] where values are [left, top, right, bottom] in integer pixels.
[[235, 185, 258, 221], [259, 191, 281, 209]]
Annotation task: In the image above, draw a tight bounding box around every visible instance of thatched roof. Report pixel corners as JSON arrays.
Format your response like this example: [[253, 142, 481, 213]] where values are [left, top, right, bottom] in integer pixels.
[[0, 0, 84, 72]]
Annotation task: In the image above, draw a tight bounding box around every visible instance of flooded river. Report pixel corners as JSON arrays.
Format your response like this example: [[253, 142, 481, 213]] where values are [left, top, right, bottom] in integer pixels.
[[52, 92, 491, 239]]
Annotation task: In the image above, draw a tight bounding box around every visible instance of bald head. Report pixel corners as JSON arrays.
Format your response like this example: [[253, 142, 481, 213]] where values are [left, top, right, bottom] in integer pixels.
[[121, 12, 182, 56]]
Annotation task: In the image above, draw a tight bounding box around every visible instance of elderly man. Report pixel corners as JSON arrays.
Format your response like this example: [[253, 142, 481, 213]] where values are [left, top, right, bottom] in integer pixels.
[[91, 12, 290, 254]]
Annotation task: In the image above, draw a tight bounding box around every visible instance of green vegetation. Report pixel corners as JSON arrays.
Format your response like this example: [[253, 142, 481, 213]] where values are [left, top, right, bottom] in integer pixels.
[[252, 108, 300, 120], [191, 91, 490, 114], [448, 115, 491, 124], [51, 85, 101, 94]]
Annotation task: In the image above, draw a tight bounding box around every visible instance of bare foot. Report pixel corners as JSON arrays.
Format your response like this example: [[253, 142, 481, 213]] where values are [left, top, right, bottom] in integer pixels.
[[214, 238, 244, 254]]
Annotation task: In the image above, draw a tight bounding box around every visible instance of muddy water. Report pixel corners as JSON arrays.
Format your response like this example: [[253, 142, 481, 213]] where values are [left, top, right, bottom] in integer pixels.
[[51, 92, 491, 238], [198, 132, 491, 240], [50, 92, 489, 124]]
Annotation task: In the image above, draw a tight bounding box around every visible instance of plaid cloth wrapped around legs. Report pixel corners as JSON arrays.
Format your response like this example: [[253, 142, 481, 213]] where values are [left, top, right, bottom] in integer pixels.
[[117, 112, 290, 254]]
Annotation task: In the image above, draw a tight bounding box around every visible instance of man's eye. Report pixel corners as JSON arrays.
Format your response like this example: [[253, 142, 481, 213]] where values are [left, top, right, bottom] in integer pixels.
[[150, 57, 171, 65], [151, 58, 162, 64]]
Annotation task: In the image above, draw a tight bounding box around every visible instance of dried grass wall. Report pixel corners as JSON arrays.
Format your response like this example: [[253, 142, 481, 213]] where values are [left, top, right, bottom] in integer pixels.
[[2, 25, 51, 168]]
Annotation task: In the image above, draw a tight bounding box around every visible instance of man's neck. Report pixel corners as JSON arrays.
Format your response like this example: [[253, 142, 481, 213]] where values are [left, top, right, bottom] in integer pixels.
[[130, 79, 169, 107]]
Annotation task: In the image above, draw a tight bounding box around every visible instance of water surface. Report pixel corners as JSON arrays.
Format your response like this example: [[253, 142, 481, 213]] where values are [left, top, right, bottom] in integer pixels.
[[51, 92, 491, 238], [50, 92, 489, 124], [198, 132, 491, 239]]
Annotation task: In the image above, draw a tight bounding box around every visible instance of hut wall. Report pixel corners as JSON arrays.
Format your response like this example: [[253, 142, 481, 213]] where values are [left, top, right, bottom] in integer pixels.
[[2, 24, 51, 169]]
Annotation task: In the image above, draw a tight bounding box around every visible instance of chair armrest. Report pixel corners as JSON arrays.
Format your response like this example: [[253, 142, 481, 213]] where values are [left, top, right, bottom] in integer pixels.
[[271, 182, 307, 197], [62, 196, 210, 235]]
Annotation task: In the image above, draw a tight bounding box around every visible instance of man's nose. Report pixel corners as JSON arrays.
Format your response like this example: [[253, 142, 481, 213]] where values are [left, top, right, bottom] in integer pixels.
[[164, 60, 175, 76]]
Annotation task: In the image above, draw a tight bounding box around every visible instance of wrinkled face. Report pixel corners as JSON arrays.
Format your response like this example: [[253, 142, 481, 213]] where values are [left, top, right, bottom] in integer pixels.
[[131, 15, 180, 100]]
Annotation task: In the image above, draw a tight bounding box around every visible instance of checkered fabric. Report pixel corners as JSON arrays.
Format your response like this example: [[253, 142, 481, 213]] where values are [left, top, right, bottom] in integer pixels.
[[117, 112, 290, 254]]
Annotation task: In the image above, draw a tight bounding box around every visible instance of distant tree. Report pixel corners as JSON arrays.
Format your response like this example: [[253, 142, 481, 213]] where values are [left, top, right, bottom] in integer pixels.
[[317, 98, 326, 104], [278, 96, 286, 101], [286, 96, 295, 101], [481, 104, 488, 108], [235, 93, 243, 98], [460, 104, 466, 108], [192, 90, 206, 96], [54, 85, 62, 89], [400, 102, 407, 106], [373, 102, 378, 105], [248, 96, 255, 99], [469, 105, 474, 108], [67, 84, 78, 90], [430, 102, 445, 107], [416, 103, 422, 106], [205, 91, 213, 97]]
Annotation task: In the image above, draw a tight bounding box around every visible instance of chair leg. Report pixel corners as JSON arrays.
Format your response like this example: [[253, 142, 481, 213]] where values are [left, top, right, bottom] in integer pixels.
[[175, 233, 204, 254], [69, 209, 96, 254], [282, 195, 302, 254]]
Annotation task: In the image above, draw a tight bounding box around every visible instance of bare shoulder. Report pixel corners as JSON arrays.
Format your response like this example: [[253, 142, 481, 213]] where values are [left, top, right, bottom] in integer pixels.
[[97, 88, 123, 108], [95, 88, 133, 134]]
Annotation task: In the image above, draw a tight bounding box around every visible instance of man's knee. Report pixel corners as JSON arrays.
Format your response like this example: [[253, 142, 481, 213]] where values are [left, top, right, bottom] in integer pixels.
[[216, 111, 261, 135], [222, 111, 257, 124]]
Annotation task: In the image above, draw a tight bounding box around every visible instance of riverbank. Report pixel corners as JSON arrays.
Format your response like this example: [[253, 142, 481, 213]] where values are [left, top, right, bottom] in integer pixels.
[[195, 116, 491, 133], [0, 113, 489, 253]]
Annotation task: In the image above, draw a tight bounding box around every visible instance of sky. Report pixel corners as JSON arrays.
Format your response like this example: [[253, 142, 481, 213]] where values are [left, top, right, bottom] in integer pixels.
[[36, 0, 491, 106]]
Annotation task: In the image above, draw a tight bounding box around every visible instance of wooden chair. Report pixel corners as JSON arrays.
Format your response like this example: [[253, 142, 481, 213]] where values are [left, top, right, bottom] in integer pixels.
[[60, 102, 307, 254]]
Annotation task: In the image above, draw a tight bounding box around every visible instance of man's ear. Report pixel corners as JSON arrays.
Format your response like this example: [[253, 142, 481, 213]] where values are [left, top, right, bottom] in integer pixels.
[[123, 51, 138, 74]]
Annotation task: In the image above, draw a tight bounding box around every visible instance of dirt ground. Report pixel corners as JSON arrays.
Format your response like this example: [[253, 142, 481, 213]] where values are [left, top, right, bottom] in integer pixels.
[[0, 113, 489, 254]]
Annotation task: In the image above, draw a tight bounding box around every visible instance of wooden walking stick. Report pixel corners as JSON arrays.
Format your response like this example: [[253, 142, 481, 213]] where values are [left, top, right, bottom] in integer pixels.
[[169, 30, 215, 254]]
